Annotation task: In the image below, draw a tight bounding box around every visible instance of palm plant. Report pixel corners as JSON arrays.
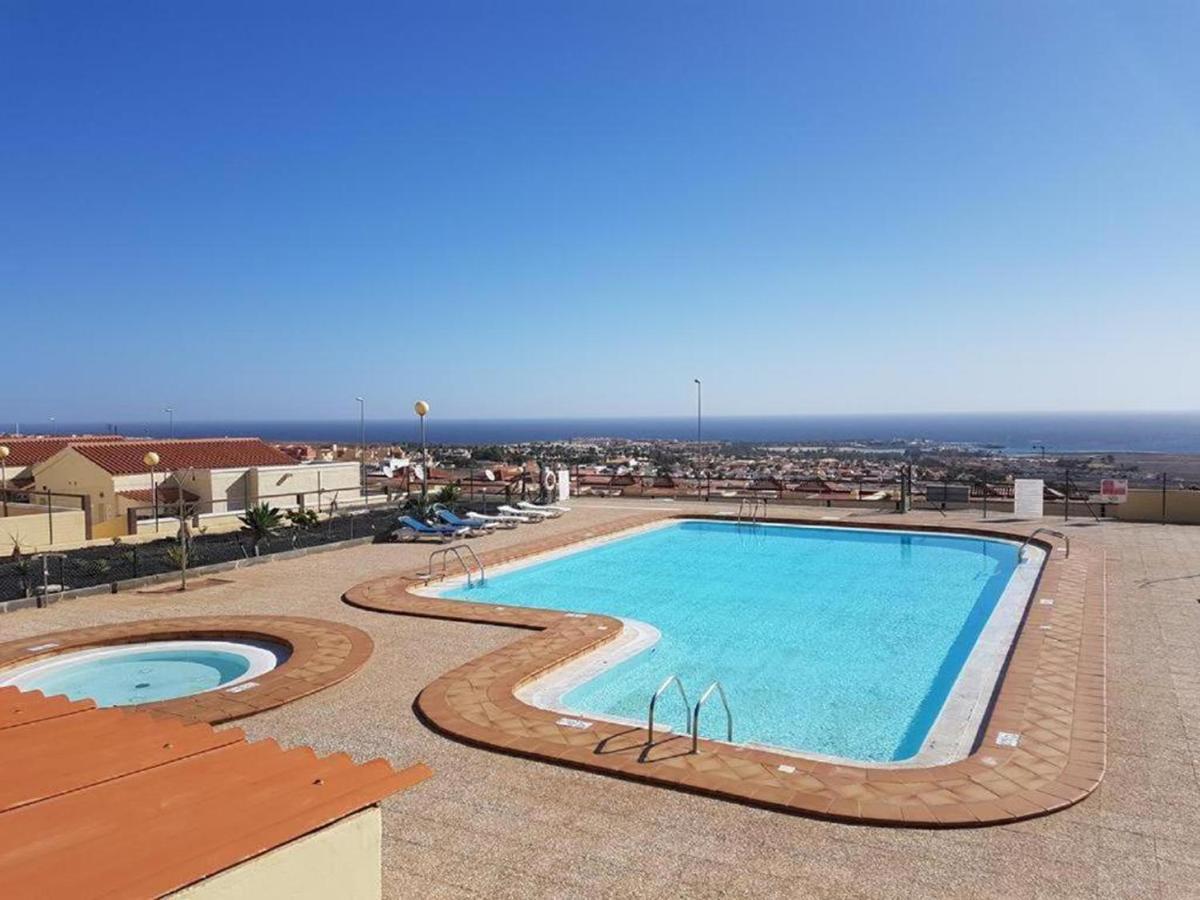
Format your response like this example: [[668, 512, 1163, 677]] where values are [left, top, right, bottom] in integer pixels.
[[239, 503, 283, 556], [434, 483, 461, 507], [286, 507, 320, 530], [402, 494, 436, 520]]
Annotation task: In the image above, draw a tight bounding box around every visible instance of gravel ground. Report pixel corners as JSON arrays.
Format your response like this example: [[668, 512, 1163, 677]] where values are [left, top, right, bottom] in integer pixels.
[[2, 499, 1198, 898]]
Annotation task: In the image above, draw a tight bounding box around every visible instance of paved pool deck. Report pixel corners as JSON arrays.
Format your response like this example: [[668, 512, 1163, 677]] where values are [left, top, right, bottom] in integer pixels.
[[1, 498, 1197, 898]]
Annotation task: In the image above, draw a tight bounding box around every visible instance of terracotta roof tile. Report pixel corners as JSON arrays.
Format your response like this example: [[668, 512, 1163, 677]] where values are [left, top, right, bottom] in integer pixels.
[[71, 438, 295, 474], [0, 687, 431, 895], [0, 436, 125, 468]]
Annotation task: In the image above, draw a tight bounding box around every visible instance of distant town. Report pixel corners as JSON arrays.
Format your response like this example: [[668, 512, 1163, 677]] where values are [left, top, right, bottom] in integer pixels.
[[3, 429, 1197, 555]]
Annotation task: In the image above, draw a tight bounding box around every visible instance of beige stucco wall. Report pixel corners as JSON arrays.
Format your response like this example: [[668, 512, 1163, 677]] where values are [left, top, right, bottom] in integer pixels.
[[29, 449, 113, 520], [0, 502, 87, 550], [1111, 489, 1200, 525], [172, 807, 382, 900], [250, 462, 362, 511]]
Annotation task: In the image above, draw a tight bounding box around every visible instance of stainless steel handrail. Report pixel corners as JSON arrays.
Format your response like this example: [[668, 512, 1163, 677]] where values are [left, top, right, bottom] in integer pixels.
[[456, 543, 486, 584], [1020, 527, 1070, 560], [426, 543, 485, 587], [692, 681, 733, 752], [736, 497, 764, 525], [647, 674, 690, 745]]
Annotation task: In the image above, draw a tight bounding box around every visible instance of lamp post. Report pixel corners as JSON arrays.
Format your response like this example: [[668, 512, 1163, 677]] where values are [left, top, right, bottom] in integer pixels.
[[356, 396, 366, 504], [414, 400, 430, 501], [144, 451, 160, 531], [165, 407, 174, 439], [694, 378, 702, 443], [0, 445, 9, 517]]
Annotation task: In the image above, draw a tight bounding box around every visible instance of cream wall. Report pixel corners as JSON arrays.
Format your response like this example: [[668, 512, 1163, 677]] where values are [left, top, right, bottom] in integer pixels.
[[250, 462, 362, 511], [1111, 489, 1200, 525], [170, 468, 250, 514], [0, 502, 87, 550], [172, 808, 382, 900]]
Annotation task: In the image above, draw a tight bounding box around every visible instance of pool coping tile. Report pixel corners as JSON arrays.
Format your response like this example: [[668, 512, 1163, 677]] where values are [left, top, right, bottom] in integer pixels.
[[0, 616, 373, 724], [343, 511, 1107, 827]]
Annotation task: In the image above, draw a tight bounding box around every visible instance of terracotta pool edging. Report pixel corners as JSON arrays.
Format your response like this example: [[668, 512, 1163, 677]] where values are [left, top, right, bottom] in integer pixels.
[[0, 615, 374, 724], [344, 512, 1106, 827]]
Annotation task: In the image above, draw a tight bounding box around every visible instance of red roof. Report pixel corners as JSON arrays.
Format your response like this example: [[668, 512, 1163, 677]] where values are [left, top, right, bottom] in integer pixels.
[[0, 685, 430, 896], [0, 436, 125, 468], [71, 438, 295, 475]]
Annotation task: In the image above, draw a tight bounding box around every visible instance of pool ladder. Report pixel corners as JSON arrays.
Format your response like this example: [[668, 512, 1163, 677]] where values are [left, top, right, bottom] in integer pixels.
[[424, 544, 486, 587], [1019, 527, 1070, 561], [645, 675, 733, 753], [736, 497, 764, 525]]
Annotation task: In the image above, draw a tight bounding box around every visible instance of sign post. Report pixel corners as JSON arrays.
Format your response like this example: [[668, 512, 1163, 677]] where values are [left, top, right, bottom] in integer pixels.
[[1090, 478, 1128, 518]]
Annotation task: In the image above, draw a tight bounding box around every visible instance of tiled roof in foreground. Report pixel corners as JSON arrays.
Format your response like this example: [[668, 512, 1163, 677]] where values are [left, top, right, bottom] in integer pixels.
[[71, 437, 295, 474], [0, 686, 431, 896]]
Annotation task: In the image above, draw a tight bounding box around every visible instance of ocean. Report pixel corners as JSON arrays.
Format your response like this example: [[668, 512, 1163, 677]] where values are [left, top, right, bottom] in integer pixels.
[[16, 412, 1200, 454]]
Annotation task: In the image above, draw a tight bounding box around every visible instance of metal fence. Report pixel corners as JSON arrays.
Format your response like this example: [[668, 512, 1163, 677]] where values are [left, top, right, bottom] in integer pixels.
[[0, 503, 408, 604]]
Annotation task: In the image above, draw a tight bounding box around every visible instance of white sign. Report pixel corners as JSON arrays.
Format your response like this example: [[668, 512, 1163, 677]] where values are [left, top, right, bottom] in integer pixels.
[[1013, 479, 1044, 519], [556, 468, 570, 502], [1091, 478, 1128, 504]]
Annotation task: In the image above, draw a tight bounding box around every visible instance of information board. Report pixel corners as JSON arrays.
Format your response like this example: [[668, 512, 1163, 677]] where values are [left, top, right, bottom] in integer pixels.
[[1091, 478, 1128, 504], [1013, 479, 1045, 519]]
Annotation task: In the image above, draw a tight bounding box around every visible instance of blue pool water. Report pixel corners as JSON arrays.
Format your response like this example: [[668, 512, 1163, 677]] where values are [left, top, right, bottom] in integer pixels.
[[440, 520, 1023, 762], [17, 648, 254, 707]]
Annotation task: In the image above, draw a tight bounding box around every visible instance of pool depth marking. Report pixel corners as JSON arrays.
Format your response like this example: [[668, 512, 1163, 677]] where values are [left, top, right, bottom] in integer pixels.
[[344, 511, 1106, 827]]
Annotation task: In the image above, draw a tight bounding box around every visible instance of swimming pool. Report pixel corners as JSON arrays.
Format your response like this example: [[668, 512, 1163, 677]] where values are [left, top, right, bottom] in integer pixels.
[[436, 520, 1043, 764], [0, 640, 288, 707]]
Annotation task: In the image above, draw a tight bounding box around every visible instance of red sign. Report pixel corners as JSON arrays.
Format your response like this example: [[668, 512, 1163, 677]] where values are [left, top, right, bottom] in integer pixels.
[[1094, 479, 1128, 503]]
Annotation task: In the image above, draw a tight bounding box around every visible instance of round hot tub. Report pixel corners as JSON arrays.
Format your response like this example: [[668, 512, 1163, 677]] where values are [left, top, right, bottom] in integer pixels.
[[0, 639, 290, 708]]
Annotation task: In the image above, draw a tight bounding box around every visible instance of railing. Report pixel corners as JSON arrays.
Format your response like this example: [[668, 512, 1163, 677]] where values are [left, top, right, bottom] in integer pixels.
[[31, 553, 67, 608], [646, 674, 690, 745], [425, 543, 486, 587], [736, 497, 764, 525], [1020, 527, 1070, 560], [691, 681, 733, 752], [0, 504, 410, 607]]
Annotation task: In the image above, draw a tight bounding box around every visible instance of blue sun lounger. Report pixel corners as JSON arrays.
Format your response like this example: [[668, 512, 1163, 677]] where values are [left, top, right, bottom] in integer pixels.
[[394, 515, 467, 542], [435, 508, 494, 532]]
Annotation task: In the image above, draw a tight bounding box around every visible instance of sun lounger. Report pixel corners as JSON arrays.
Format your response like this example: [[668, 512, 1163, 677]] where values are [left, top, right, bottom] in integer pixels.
[[518, 501, 571, 515], [394, 515, 468, 542], [436, 508, 495, 532], [498, 504, 549, 521], [515, 501, 565, 518], [465, 511, 522, 528]]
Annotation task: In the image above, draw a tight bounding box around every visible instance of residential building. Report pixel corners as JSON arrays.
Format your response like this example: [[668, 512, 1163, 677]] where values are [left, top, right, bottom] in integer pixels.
[[26, 437, 362, 538]]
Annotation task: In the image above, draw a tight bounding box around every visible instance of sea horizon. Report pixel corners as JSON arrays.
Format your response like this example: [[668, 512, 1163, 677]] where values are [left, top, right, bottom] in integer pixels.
[[9, 411, 1200, 455]]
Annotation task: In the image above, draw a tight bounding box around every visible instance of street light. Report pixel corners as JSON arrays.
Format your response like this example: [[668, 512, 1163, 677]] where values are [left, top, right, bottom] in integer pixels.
[[414, 400, 430, 501], [694, 379, 702, 443], [356, 397, 366, 504], [144, 451, 160, 531], [164, 407, 174, 439], [0, 445, 9, 517]]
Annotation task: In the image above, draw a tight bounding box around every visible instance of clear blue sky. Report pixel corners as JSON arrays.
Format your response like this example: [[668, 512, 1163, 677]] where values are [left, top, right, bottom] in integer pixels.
[[3, 2, 1197, 423]]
